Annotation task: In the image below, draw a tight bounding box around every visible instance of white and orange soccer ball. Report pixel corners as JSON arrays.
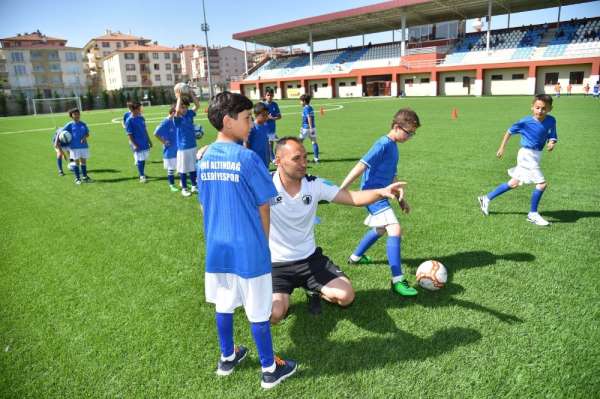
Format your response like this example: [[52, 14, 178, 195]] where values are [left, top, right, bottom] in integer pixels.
[[174, 82, 192, 98], [416, 260, 447, 291]]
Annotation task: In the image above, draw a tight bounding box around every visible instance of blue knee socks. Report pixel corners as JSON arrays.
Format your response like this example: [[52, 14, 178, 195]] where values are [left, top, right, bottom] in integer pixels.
[[180, 173, 188, 189], [215, 312, 234, 358], [57, 157, 63, 172], [136, 161, 145, 177], [487, 182, 512, 200], [167, 170, 175, 186], [530, 188, 545, 213], [353, 229, 381, 257], [312, 143, 319, 159], [190, 171, 197, 188], [386, 236, 402, 279], [250, 320, 274, 369]]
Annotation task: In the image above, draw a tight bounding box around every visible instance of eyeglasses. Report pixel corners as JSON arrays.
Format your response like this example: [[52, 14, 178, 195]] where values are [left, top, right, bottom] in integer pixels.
[[399, 126, 416, 137]]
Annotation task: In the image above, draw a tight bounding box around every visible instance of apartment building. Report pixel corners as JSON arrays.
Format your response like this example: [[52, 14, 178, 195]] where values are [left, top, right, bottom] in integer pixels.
[[103, 44, 181, 91], [0, 30, 86, 97]]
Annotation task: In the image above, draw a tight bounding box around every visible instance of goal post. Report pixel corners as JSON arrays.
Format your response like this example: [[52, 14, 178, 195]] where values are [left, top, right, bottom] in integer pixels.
[[32, 96, 83, 116]]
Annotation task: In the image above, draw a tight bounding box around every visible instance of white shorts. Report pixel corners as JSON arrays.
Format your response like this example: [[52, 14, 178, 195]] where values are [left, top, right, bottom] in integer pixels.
[[267, 133, 279, 142], [205, 272, 272, 322], [70, 148, 89, 160], [177, 147, 198, 173], [299, 128, 317, 141], [364, 208, 399, 227], [508, 147, 545, 185], [133, 149, 150, 163], [163, 157, 177, 170]]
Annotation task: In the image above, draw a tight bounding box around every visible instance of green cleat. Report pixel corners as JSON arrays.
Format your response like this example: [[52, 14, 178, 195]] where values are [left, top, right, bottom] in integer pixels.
[[391, 277, 418, 296], [347, 255, 372, 265], [169, 184, 180, 192]]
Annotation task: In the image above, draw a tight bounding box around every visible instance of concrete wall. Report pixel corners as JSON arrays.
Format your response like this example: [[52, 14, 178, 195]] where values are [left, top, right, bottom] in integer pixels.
[[399, 73, 432, 96], [307, 79, 331, 98], [283, 81, 303, 98], [483, 68, 530, 95], [535, 64, 593, 94], [335, 78, 360, 97], [242, 84, 259, 100], [439, 71, 477, 96]]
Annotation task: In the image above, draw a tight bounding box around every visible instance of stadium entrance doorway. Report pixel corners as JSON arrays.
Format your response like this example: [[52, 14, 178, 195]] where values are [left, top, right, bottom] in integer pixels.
[[363, 75, 392, 96]]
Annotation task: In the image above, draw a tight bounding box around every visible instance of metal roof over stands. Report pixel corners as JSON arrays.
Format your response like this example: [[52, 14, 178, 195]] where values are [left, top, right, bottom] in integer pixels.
[[233, 0, 590, 47]]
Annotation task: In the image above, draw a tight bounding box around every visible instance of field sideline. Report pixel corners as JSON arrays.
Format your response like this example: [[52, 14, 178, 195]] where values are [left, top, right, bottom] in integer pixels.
[[1, 96, 598, 398]]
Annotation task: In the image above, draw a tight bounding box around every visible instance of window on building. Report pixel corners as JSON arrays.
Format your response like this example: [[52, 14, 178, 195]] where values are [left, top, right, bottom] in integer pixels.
[[154, 64, 160, 71], [339, 82, 346, 86], [35, 75, 47, 84], [155, 75, 161, 81], [405, 78, 414, 84], [351, 81, 357, 86], [33, 65, 45, 72], [50, 76, 62, 84], [512, 74, 525, 80], [544, 73, 559, 85], [166, 64, 171, 70], [11, 52, 24, 62], [322, 83, 328, 87], [65, 52, 77, 62], [166, 74, 172, 81], [444, 76, 455, 82], [30, 51, 42, 60], [288, 84, 293, 88], [296, 84, 301, 88], [102, 51, 111, 57], [569, 71, 584, 84], [126, 64, 136, 71], [127, 75, 137, 82], [152, 53, 159, 59], [49, 63, 61, 72], [420, 78, 430, 83], [124, 53, 134, 60], [491, 75, 503, 81], [164, 53, 171, 59], [14, 65, 26, 75], [102, 42, 110, 48], [174, 75, 180, 81], [116, 42, 122, 48]]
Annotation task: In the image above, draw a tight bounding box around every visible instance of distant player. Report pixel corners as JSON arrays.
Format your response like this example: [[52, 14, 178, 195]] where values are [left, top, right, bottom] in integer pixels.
[[154, 107, 179, 192], [298, 94, 319, 163], [583, 82, 590, 96], [593, 81, 600, 98], [52, 128, 69, 176], [125, 101, 152, 183], [245, 102, 270, 169], [262, 88, 281, 161], [62, 108, 91, 184], [566, 83, 572, 96], [554, 82, 561, 97], [198, 92, 297, 389], [175, 91, 200, 197], [478, 94, 558, 226], [340, 108, 421, 297]]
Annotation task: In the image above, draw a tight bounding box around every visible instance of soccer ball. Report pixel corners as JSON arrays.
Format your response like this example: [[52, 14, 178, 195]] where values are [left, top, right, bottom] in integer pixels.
[[416, 260, 447, 291], [194, 125, 204, 139], [174, 82, 192, 98], [59, 130, 72, 145]]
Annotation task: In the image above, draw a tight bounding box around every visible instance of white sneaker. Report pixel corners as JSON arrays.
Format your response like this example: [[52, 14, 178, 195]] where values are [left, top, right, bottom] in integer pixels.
[[527, 212, 550, 226], [478, 195, 490, 216], [139, 176, 147, 183], [191, 185, 198, 193], [181, 188, 192, 197]]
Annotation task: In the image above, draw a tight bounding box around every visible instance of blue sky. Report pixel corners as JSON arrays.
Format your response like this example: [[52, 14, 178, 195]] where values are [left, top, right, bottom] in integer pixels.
[[1, 0, 599, 52]]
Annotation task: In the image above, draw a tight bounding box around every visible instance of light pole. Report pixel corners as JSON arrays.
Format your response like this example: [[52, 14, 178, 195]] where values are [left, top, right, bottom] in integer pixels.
[[201, 0, 213, 99]]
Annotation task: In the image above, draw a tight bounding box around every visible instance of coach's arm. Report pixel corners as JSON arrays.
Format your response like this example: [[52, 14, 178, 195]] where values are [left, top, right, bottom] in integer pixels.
[[332, 181, 405, 207]]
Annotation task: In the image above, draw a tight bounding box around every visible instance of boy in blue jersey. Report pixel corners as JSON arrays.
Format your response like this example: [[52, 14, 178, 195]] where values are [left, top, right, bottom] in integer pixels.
[[478, 94, 558, 226], [593, 81, 600, 98], [125, 102, 152, 183], [175, 91, 200, 197], [263, 88, 281, 162], [154, 107, 179, 192], [63, 108, 91, 185], [198, 92, 297, 389], [245, 102, 270, 169], [298, 94, 319, 163], [52, 128, 70, 176], [340, 108, 421, 297]]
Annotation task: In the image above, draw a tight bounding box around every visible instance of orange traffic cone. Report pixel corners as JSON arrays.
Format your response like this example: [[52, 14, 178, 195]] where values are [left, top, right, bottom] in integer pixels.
[[451, 108, 458, 120], [204, 107, 209, 113], [320, 106, 325, 116]]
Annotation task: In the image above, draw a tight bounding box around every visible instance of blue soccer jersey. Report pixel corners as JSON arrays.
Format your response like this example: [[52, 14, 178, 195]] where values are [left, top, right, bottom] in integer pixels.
[[123, 111, 131, 126], [247, 122, 270, 168], [63, 121, 89, 149], [302, 105, 315, 129], [125, 115, 150, 152], [154, 117, 177, 159], [593, 84, 599, 94], [360, 136, 399, 215], [175, 109, 197, 150], [508, 115, 558, 151], [198, 141, 277, 278], [263, 101, 280, 134]]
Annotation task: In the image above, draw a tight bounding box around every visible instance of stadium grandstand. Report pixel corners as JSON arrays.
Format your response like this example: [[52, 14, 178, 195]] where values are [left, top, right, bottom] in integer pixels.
[[230, 0, 600, 99]]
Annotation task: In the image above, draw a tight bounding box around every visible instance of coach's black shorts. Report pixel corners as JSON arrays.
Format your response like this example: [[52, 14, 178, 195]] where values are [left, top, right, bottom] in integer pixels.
[[272, 247, 347, 295]]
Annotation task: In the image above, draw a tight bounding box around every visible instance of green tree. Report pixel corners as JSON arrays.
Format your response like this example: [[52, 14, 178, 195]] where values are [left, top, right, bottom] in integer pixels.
[[102, 90, 109, 109], [0, 92, 7, 116], [17, 92, 28, 115]]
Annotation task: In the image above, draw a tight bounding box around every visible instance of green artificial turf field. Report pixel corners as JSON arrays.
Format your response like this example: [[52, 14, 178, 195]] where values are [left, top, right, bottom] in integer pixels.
[[1, 95, 598, 398]]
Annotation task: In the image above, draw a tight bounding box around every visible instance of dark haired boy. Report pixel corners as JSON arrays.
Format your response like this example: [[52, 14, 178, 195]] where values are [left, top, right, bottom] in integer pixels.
[[63, 108, 91, 184], [245, 102, 270, 168], [175, 91, 200, 197], [154, 107, 179, 192], [298, 94, 318, 163], [478, 94, 558, 226], [125, 101, 152, 183], [262, 88, 281, 162], [340, 108, 421, 296], [198, 92, 297, 389]]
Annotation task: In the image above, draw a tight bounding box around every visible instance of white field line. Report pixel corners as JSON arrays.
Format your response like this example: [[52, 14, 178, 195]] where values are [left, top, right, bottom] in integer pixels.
[[0, 97, 393, 135]]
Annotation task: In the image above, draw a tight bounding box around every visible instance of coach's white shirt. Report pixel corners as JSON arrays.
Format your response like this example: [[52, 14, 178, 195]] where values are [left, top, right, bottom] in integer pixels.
[[269, 171, 340, 262]]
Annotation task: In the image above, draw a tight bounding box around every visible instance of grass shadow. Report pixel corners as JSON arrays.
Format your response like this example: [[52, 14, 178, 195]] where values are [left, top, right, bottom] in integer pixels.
[[87, 168, 120, 173], [490, 210, 600, 224], [283, 287, 488, 376], [93, 176, 141, 183]]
